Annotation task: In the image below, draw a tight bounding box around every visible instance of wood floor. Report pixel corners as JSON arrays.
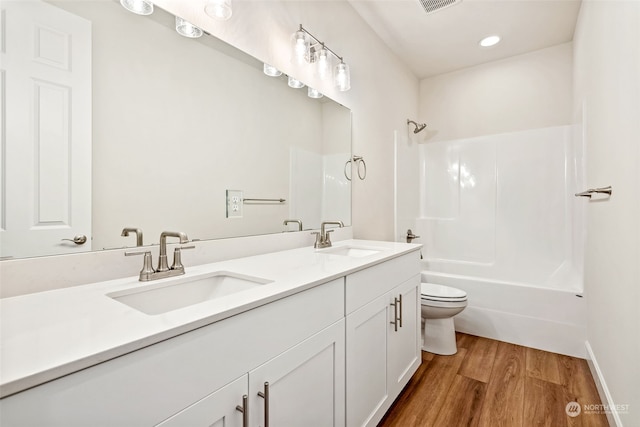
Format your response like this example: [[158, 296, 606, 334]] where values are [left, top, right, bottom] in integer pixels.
[[379, 333, 609, 427]]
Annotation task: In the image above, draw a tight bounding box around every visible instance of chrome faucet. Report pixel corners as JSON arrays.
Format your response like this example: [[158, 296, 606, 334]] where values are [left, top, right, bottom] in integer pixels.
[[125, 231, 194, 281], [283, 219, 303, 231], [121, 227, 144, 246], [313, 221, 344, 248]]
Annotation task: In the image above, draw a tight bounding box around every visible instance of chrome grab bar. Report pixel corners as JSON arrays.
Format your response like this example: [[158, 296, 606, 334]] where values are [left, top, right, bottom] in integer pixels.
[[575, 186, 612, 198]]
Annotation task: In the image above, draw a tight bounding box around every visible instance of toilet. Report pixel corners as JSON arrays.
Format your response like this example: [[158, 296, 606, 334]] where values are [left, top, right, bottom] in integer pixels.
[[420, 282, 468, 355]]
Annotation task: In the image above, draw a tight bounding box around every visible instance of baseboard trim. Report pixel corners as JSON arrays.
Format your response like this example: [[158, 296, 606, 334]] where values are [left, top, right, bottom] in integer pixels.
[[585, 341, 622, 427]]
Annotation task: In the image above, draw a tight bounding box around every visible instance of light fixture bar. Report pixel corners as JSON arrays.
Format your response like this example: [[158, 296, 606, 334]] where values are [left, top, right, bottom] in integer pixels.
[[297, 25, 344, 63]]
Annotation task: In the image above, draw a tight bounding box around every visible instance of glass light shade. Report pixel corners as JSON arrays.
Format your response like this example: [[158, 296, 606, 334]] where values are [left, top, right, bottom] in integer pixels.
[[307, 87, 323, 99], [315, 46, 332, 80], [291, 30, 309, 64], [175, 17, 203, 38], [263, 63, 282, 77], [120, 0, 153, 15], [288, 76, 305, 89], [335, 62, 351, 92], [204, 0, 232, 21]]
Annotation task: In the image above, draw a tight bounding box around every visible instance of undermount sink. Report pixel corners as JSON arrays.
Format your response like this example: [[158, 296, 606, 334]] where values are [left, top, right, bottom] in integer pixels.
[[108, 272, 272, 315], [318, 245, 383, 258]]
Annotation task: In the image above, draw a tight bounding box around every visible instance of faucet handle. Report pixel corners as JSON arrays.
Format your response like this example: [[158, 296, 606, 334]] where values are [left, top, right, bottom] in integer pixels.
[[171, 246, 195, 271], [311, 232, 322, 248], [324, 229, 335, 245], [125, 250, 155, 281]]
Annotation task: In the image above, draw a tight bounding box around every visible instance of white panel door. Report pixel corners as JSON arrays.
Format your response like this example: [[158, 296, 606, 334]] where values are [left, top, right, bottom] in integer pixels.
[[250, 320, 345, 427], [0, 0, 91, 258]]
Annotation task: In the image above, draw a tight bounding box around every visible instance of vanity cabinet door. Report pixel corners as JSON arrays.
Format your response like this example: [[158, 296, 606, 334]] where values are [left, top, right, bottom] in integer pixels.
[[249, 320, 345, 427], [345, 274, 421, 427], [387, 275, 421, 398], [156, 375, 248, 427], [345, 293, 391, 427]]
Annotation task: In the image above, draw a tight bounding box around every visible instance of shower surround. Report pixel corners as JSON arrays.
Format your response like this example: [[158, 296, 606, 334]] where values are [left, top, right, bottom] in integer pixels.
[[397, 125, 587, 357]]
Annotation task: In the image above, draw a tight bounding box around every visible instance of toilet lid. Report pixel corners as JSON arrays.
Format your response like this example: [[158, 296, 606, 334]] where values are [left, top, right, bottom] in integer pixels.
[[421, 282, 467, 301]]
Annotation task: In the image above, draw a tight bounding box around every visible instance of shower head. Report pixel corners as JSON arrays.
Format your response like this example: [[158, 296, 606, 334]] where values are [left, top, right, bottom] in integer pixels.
[[407, 119, 427, 134]]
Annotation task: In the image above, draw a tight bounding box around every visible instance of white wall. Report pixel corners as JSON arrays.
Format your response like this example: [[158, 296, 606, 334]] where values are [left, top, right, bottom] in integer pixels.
[[573, 1, 640, 425], [419, 42, 573, 143]]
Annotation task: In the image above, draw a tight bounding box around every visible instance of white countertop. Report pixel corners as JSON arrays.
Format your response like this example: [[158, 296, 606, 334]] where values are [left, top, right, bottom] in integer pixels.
[[0, 239, 420, 398]]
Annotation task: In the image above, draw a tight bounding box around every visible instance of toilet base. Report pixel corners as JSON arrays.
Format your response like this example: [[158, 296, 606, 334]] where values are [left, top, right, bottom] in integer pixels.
[[422, 317, 458, 355]]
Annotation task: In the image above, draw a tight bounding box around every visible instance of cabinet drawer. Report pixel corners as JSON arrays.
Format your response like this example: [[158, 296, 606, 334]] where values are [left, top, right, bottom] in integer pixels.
[[0, 279, 344, 426], [345, 251, 420, 314]]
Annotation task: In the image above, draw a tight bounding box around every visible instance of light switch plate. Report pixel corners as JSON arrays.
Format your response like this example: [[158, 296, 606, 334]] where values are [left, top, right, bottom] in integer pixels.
[[226, 190, 243, 218]]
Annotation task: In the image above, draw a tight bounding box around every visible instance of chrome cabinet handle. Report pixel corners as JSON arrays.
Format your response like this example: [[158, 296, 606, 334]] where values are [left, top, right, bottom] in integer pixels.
[[61, 235, 87, 245], [398, 293, 403, 328], [390, 297, 399, 332], [257, 381, 270, 427], [235, 395, 248, 427]]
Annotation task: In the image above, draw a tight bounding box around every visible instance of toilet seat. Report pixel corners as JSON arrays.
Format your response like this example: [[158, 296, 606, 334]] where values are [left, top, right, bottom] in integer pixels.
[[421, 282, 467, 302]]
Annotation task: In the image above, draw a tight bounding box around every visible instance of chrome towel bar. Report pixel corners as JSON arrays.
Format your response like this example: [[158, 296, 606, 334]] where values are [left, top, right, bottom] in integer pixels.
[[575, 186, 612, 198], [243, 198, 286, 203]]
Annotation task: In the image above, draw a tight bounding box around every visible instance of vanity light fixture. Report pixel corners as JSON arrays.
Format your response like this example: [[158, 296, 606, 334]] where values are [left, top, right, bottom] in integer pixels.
[[292, 29, 310, 65], [175, 16, 203, 38], [335, 61, 351, 92], [292, 25, 351, 92], [288, 76, 305, 89], [315, 45, 332, 80], [204, 0, 233, 21], [479, 35, 501, 47], [307, 87, 323, 99], [120, 0, 153, 15], [263, 63, 282, 77]]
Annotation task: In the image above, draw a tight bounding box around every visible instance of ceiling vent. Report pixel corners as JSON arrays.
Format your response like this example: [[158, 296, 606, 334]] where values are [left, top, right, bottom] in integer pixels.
[[418, 0, 462, 15]]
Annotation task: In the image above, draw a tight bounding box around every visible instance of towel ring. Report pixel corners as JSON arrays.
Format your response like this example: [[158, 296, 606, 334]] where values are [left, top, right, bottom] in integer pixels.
[[344, 159, 352, 181], [344, 156, 367, 181]]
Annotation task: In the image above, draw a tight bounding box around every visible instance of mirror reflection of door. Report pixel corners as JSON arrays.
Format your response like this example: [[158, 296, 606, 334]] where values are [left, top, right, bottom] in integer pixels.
[[0, 0, 91, 258]]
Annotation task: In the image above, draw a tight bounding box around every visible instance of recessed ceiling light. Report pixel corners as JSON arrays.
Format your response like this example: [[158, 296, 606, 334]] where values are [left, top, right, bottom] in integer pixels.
[[479, 35, 501, 48]]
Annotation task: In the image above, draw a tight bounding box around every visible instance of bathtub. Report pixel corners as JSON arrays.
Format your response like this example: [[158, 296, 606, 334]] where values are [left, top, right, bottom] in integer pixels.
[[421, 270, 587, 358]]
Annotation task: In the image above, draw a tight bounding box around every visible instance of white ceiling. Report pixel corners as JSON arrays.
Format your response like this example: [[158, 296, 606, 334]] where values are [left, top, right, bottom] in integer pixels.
[[348, 0, 582, 79]]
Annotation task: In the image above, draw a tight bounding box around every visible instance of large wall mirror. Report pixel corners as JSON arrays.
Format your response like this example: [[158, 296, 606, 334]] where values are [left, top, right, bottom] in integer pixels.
[[0, 0, 352, 259]]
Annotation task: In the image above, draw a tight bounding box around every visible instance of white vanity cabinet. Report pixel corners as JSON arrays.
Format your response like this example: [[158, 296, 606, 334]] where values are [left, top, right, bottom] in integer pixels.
[[0, 279, 344, 427], [0, 244, 422, 427], [345, 252, 421, 427]]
